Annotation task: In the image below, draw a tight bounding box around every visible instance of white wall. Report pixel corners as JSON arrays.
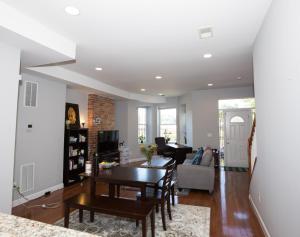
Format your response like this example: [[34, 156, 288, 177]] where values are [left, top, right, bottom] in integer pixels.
[[191, 86, 254, 149], [250, 0, 300, 236], [179, 93, 193, 147], [66, 88, 88, 125], [115, 100, 157, 160], [0, 42, 20, 213], [14, 73, 66, 201]]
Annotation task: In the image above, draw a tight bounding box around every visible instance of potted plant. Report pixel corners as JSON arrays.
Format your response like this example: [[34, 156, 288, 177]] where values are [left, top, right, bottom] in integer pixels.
[[164, 129, 171, 144], [138, 135, 146, 144], [140, 144, 157, 165]]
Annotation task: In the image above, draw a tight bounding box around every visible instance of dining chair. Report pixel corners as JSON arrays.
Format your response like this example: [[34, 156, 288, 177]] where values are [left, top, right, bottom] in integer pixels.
[[137, 160, 176, 231], [155, 137, 174, 157]]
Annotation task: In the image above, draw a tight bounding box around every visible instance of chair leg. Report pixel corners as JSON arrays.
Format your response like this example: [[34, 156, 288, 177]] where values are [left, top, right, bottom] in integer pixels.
[[79, 209, 83, 223], [136, 220, 139, 227], [171, 185, 175, 206], [64, 205, 70, 228], [117, 184, 120, 197], [151, 210, 155, 237], [161, 200, 167, 231], [167, 195, 172, 220], [142, 218, 147, 237], [90, 210, 94, 222]]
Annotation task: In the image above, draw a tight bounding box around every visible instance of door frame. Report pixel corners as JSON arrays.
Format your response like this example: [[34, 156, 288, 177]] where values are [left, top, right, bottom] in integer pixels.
[[223, 108, 253, 167]]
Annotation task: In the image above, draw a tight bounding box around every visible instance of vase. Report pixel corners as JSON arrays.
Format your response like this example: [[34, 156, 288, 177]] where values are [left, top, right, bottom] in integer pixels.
[[147, 155, 152, 166]]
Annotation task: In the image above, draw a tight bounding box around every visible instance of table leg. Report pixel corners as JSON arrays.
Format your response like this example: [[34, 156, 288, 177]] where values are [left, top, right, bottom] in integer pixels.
[[142, 218, 147, 237], [141, 185, 146, 200], [109, 183, 115, 198], [151, 209, 155, 237], [154, 184, 159, 213], [117, 184, 120, 198], [90, 178, 96, 198], [64, 204, 70, 228], [79, 209, 83, 223]]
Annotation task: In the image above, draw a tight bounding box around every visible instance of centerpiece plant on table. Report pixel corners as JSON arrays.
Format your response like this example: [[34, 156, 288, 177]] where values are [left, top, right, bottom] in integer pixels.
[[140, 144, 157, 165]]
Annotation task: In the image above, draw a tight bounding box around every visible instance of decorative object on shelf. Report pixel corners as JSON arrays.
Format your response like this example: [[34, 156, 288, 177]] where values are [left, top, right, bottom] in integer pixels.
[[81, 120, 85, 128], [79, 134, 86, 143], [94, 117, 101, 125], [65, 103, 80, 129], [138, 135, 145, 144], [65, 120, 71, 129], [64, 128, 88, 186], [140, 144, 157, 165], [85, 160, 92, 175], [119, 144, 130, 165]]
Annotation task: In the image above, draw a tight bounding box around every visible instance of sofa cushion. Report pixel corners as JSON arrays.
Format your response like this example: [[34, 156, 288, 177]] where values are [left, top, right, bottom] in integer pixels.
[[200, 149, 213, 166], [183, 158, 193, 165], [192, 148, 204, 165]]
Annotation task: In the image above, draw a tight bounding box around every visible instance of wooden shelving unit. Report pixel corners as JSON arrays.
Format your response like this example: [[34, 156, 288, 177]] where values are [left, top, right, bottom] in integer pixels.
[[63, 128, 88, 186]]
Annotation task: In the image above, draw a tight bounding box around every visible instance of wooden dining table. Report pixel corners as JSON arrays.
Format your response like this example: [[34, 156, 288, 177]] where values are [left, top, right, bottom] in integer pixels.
[[82, 166, 166, 200]]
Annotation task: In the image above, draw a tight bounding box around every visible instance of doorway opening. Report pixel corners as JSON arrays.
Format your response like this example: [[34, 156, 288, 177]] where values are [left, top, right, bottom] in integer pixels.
[[218, 98, 255, 167]]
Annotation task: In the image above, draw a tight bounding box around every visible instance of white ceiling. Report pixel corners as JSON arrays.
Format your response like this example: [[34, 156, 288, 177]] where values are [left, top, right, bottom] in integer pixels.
[[2, 0, 272, 96]]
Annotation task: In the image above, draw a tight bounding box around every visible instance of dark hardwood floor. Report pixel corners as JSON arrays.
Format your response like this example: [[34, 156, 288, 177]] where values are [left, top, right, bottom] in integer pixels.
[[12, 166, 264, 237]]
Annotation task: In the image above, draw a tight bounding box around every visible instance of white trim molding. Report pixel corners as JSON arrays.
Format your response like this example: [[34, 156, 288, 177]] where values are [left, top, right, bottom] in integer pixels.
[[249, 195, 271, 237], [13, 183, 64, 207]]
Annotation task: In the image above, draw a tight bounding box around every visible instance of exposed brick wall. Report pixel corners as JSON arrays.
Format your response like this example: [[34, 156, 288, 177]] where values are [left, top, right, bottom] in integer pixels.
[[88, 94, 115, 159]]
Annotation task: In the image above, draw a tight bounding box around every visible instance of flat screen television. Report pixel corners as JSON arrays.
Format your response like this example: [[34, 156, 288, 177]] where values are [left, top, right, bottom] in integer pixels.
[[97, 130, 119, 153]]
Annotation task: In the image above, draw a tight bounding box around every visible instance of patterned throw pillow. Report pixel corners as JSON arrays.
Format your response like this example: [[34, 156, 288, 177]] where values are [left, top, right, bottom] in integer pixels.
[[200, 148, 213, 166], [192, 147, 204, 165]]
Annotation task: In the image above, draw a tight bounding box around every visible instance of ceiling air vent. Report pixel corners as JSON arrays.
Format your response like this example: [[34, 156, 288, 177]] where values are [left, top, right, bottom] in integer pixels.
[[199, 27, 213, 39], [24, 81, 38, 107]]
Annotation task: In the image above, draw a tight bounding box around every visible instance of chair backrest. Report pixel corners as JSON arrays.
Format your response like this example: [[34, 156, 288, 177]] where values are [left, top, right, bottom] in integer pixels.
[[161, 160, 176, 197], [155, 137, 166, 149]]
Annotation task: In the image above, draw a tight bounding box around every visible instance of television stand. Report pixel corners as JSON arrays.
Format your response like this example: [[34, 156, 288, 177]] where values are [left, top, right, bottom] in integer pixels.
[[99, 150, 120, 163]]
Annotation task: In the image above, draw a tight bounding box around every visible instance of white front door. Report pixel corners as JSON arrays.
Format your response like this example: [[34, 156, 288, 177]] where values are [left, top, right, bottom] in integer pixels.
[[224, 110, 252, 168]]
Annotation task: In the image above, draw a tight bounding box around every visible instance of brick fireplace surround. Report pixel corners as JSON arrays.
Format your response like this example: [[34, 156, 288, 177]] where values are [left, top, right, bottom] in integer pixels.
[[87, 94, 115, 159]]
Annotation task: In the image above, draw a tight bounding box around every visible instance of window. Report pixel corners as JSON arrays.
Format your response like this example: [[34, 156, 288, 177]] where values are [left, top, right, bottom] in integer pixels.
[[138, 107, 147, 143], [230, 116, 245, 123], [159, 108, 177, 142]]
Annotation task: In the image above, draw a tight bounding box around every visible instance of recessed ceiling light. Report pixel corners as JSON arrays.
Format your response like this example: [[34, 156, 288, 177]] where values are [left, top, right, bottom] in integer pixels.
[[140, 88, 146, 92], [95, 67, 103, 71], [203, 53, 213, 59], [65, 6, 80, 16], [237, 76, 242, 80], [158, 93, 165, 96], [155, 76, 163, 80], [208, 83, 214, 87]]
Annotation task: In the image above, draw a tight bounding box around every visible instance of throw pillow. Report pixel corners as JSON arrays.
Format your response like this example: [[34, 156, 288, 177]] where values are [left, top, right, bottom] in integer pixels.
[[192, 147, 204, 165], [200, 148, 213, 166]]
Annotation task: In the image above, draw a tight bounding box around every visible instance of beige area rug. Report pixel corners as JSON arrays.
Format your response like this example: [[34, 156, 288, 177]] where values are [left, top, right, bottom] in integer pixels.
[[55, 204, 210, 237]]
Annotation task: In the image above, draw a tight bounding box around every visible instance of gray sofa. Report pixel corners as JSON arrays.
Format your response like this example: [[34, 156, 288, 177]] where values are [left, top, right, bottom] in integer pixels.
[[177, 152, 215, 194]]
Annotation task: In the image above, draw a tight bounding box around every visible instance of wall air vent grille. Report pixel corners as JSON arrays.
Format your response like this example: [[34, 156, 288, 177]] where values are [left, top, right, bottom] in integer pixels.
[[199, 27, 213, 39], [20, 163, 35, 193], [24, 81, 38, 107]]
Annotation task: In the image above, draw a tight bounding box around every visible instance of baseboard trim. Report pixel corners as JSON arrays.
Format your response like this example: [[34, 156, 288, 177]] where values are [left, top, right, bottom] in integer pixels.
[[249, 194, 271, 237], [12, 183, 64, 207], [129, 157, 146, 163]]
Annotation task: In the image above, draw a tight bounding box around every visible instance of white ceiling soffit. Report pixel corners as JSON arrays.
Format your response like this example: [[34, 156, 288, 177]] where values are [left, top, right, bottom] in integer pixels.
[[26, 66, 166, 104], [0, 1, 76, 66]]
